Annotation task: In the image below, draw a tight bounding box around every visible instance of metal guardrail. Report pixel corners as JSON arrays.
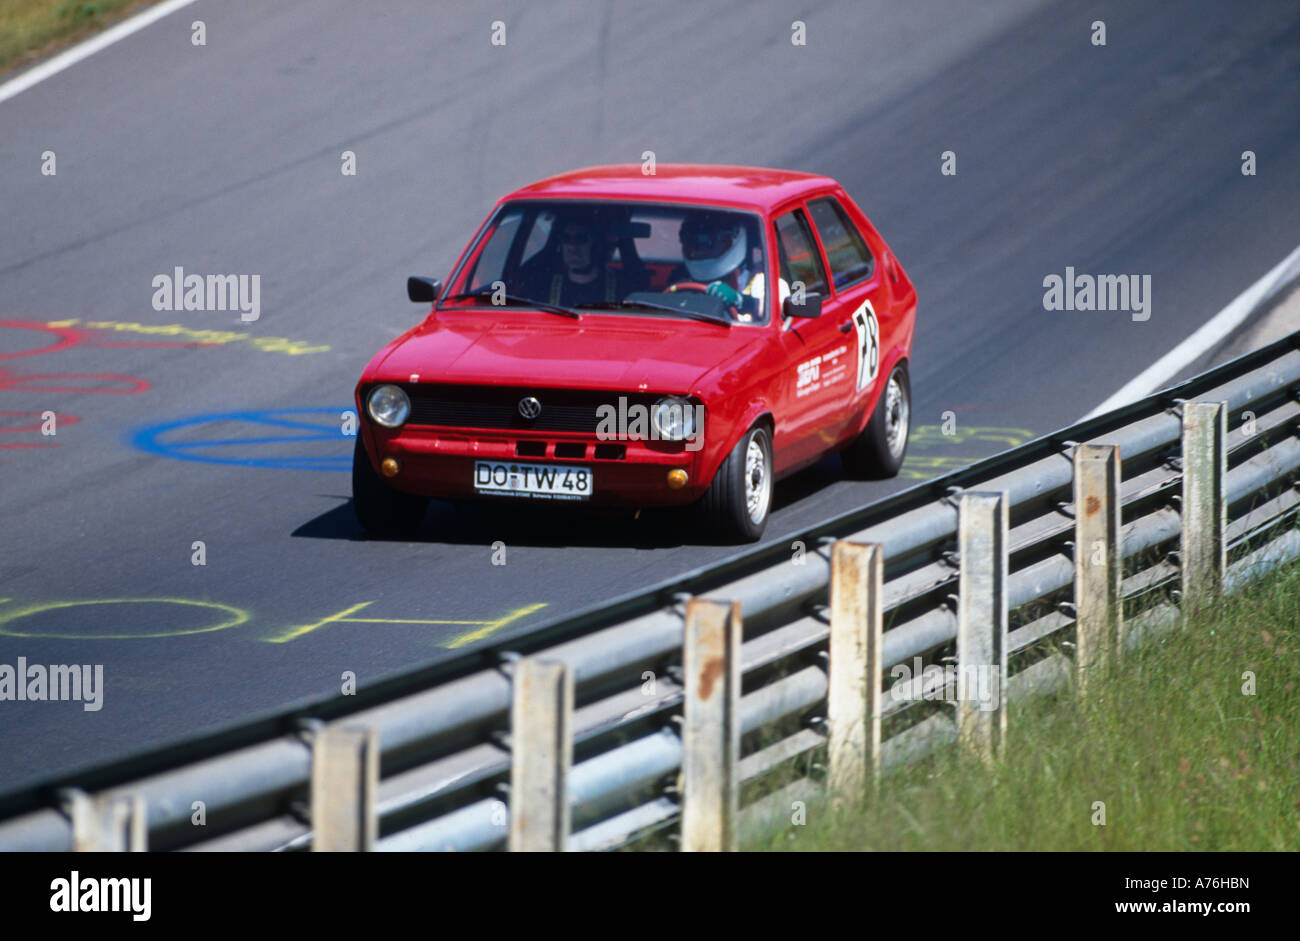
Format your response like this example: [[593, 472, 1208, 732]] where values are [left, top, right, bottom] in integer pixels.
[[2, 330, 1299, 851]]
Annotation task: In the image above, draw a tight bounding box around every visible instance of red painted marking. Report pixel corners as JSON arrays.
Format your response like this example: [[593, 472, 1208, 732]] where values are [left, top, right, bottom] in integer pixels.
[[0, 373, 150, 395], [0, 320, 213, 357], [0, 321, 82, 359], [0, 411, 82, 433], [0, 322, 198, 456]]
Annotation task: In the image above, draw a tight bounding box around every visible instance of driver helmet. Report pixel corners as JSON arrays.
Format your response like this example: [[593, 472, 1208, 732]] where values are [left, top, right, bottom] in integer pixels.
[[679, 212, 747, 282]]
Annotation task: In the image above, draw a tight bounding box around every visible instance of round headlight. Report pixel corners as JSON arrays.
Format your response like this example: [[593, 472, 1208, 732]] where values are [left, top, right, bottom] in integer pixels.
[[652, 396, 698, 441], [367, 384, 410, 428]]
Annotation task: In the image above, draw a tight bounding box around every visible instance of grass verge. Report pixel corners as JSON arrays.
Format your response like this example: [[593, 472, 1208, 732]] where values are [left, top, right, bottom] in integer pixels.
[[0, 0, 153, 77], [744, 558, 1300, 851]]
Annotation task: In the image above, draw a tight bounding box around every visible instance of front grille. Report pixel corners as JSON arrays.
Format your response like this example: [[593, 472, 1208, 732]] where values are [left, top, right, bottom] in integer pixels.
[[404, 385, 658, 434], [554, 442, 587, 459]]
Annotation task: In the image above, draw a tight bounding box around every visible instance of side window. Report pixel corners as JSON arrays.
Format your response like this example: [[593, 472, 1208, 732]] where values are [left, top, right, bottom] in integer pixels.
[[808, 197, 874, 289], [774, 209, 828, 300]]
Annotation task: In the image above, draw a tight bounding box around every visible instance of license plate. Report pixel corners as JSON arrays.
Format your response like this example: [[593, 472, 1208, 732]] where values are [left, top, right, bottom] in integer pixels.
[[473, 461, 592, 501]]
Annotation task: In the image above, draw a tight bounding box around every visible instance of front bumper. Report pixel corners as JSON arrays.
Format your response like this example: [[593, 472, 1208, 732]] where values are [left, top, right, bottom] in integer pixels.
[[363, 425, 708, 506]]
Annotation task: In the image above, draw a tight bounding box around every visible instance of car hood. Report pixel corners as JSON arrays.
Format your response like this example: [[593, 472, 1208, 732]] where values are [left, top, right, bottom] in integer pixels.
[[373, 312, 761, 392]]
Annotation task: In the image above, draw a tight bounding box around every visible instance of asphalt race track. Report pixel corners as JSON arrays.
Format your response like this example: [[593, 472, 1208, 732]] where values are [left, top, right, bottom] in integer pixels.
[[0, 0, 1296, 792]]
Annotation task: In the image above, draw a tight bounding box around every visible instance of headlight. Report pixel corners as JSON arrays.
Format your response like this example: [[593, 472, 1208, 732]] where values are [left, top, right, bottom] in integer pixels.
[[652, 396, 699, 441], [367, 384, 410, 428]]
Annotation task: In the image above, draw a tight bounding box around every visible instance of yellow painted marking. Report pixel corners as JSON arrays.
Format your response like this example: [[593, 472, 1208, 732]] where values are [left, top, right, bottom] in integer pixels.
[[262, 601, 547, 646], [445, 602, 549, 649], [899, 425, 1039, 480], [343, 618, 487, 625], [898, 456, 981, 480], [907, 425, 1036, 448], [46, 318, 330, 356], [263, 601, 375, 644], [0, 598, 249, 640], [0, 596, 548, 646]]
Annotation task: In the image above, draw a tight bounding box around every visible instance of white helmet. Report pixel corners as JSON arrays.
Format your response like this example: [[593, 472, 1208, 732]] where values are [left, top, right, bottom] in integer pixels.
[[681, 218, 747, 282]]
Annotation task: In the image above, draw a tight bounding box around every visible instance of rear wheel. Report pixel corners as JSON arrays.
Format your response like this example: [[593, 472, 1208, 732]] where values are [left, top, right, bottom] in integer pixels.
[[352, 437, 428, 537], [841, 362, 910, 479], [700, 424, 773, 542]]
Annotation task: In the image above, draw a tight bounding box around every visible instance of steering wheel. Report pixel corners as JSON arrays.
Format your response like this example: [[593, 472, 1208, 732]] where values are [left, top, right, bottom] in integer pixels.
[[667, 281, 739, 319]]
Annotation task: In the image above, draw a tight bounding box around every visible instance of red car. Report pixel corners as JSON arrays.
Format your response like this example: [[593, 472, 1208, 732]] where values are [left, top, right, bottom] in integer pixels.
[[353, 164, 917, 541]]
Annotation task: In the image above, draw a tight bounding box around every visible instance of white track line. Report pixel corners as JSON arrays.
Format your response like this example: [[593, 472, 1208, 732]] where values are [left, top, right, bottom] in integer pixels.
[[1083, 243, 1300, 419], [0, 0, 199, 107]]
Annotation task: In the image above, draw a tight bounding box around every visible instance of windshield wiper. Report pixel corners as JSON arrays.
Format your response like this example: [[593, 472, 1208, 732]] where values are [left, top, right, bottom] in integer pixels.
[[574, 300, 732, 327], [439, 289, 581, 319]]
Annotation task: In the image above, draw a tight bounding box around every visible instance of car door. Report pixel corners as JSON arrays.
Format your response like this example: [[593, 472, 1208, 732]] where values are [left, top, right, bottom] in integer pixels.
[[805, 194, 889, 439], [771, 205, 856, 470]]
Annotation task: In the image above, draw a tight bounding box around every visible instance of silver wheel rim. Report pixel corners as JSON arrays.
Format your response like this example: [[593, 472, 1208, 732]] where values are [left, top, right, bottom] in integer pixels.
[[885, 374, 909, 459], [744, 434, 771, 525]]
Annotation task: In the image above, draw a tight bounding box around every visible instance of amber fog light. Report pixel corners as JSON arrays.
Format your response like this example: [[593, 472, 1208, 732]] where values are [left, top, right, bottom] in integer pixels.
[[381, 457, 400, 478], [666, 469, 688, 489]]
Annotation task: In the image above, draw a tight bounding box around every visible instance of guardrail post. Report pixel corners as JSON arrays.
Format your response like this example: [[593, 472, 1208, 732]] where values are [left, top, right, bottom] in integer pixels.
[[1073, 444, 1123, 692], [60, 789, 146, 851], [508, 658, 573, 852], [1181, 401, 1227, 615], [311, 726, 378, 851], [957, 492, 1008, 763], [828, 541, 884, 805], [681, 598, 741, 852]]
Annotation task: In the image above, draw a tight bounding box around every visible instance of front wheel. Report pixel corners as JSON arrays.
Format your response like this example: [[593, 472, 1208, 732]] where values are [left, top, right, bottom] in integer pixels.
[[841, 362, 911, 479], [352, 437, 428, 537], [699, 424, 773, 542]]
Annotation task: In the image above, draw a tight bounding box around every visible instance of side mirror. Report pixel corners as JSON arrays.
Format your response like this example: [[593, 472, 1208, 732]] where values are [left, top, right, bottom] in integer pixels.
[[408, 276, 442, 303], [783, 292, 823, 319]]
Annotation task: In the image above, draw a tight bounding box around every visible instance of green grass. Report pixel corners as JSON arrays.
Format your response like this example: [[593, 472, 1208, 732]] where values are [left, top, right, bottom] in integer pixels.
[[744, 558, 1300, 851], [0, 0, 151, 76]]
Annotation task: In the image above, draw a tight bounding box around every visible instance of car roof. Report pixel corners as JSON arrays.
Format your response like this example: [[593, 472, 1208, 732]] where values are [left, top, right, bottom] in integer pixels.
[[502, 164, 838, 213]]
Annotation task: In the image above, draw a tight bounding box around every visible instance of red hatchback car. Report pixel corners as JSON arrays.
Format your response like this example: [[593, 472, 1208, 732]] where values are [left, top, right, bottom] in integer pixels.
[[353, 164, 916, 541]]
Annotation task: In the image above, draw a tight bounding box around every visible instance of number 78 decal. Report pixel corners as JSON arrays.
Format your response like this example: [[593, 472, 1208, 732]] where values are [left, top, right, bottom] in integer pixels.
[[851, 299, 880, 392]]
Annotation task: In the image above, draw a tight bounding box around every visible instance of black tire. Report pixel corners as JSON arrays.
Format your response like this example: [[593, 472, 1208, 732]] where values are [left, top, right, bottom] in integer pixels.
[[841, 361, 911, 479], [351, 437, 428, 537], [700, 424, 774, 542]]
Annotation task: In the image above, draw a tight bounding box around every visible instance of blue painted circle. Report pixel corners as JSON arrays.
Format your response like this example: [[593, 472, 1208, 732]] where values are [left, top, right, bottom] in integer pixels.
[[129, 408, 355, 470]]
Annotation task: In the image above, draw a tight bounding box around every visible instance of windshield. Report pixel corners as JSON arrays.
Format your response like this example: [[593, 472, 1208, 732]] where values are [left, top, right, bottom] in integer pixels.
[[444, 200, 770, 324]]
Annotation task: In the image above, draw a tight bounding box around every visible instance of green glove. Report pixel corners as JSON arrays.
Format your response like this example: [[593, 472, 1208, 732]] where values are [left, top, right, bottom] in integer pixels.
[[705, 280, 743, 308]]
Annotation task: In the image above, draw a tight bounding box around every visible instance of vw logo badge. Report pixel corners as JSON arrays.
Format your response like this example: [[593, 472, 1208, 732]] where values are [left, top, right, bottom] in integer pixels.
[[518, 396, 542, 419]]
